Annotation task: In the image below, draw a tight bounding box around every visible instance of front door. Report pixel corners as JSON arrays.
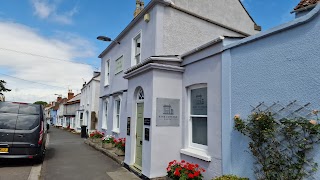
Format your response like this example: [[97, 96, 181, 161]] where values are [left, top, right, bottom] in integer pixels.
[[135, 103, 143, 169]]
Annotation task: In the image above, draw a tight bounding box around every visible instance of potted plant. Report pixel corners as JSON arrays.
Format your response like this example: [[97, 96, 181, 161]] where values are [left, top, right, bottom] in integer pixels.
[[114, 138, 126, 156], [166, 160, 205, 180], [89, 130, 104, 143], [102, 135, 115, 149]]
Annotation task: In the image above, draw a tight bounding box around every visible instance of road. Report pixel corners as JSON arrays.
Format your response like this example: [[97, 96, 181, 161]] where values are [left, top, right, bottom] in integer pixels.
[[0, 127, 126, 180], [41, 127, 122, 180]]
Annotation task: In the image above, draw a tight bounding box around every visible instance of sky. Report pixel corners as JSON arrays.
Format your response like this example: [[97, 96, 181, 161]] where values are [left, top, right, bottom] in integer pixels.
[[0, 0, 300, 103]]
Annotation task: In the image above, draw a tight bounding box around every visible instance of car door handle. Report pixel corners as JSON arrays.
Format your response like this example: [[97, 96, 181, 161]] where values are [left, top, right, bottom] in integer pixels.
[[18, 134, 24, 138]]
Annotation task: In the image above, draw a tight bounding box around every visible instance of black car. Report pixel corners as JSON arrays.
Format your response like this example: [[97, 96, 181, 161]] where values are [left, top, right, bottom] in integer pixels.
[[0, 101, 47, 163]]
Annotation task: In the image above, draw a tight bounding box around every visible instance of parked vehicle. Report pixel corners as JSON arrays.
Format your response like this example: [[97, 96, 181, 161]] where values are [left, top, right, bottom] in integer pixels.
[[0, 101, 47, 163]]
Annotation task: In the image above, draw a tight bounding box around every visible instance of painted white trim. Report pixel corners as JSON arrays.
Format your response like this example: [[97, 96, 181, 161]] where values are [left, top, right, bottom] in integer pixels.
[[104, 59, 110, 86], [113, 96, 122, 132], [131, 30, 142, 66], [180, 148, 211, 162], [186, 84, 208, 151], [102, 98, 109, 130]]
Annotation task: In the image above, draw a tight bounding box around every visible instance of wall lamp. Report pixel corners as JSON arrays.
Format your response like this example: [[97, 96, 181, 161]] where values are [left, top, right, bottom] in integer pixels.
[[97, 36, 120, 44]]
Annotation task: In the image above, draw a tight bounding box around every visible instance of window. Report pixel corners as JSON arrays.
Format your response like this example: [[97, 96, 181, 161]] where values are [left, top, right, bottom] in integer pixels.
[[133, 33, 141, 65], [189, 85, 208, 148], [113, 97, 121, 133], [105, 60, 110, 86], [115, 56, 123, 74], [102, 99, 108, 129], [80, 112, 83, 126]]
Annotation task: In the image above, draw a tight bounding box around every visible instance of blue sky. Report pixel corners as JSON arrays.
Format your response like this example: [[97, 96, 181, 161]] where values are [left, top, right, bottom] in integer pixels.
[[0, 0, 300, 103]]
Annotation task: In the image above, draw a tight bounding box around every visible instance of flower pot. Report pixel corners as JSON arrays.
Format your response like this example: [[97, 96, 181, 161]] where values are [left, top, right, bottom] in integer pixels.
[[102, 143, 113, 149], [91, 138, 102, 143], [115, 148, 125, 156]]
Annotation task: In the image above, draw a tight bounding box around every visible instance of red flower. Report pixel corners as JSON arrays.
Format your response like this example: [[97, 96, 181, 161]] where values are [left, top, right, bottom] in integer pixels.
[[194, 171, 200, 177], [174, 169, 180, 176], [181, 160, 185, 163], [188, 173, 194, 178]]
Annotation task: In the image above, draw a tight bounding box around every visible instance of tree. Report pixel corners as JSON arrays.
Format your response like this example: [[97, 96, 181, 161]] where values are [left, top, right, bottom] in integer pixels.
[[34, 101, 48, 106], [0, 80, 11, 95]]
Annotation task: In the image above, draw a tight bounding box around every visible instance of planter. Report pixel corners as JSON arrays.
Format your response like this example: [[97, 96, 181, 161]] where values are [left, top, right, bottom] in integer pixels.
[[115, 148, 125, 156], [102, 143, 113, 149], [91, 138, 102, 143]]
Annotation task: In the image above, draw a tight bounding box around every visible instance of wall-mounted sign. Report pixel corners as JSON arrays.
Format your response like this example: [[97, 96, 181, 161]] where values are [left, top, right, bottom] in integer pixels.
[[156, 98, 180, 126], [144, 118, 151, 126], [145, 128, 149, 141], [127, 117, 131, 136], [115, 56, 123, 74]]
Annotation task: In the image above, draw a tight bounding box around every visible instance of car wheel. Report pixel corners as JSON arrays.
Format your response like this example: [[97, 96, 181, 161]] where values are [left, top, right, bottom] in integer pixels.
[[34, 148, 45, 164]]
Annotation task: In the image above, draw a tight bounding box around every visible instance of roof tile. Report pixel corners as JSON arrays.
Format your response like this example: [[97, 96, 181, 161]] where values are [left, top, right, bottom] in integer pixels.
[[294, 0, 319, 11]]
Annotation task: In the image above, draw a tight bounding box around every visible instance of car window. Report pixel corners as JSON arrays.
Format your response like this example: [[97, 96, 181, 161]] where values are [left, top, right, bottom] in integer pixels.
[[0, 113, 17, 130], [18, 104, 40, 115], [0, 103, 19, 114], [15, 115, 39, 130]]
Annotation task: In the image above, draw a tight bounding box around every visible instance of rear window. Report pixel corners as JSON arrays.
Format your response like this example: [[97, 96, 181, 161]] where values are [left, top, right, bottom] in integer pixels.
[[0, 103, 19, 114], [18, 104, 40, 115], [16, 115, 39, 130], [0, 113, 17, 130]]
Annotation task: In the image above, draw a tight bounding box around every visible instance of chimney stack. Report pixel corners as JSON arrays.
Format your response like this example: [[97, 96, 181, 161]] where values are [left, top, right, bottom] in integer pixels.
[[68, 90, 74, 100], [134, 0, 144, 18]]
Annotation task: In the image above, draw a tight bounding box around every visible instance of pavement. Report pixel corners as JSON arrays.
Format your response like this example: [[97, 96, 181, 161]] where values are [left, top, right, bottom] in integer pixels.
[[40, 127, 140, 180]]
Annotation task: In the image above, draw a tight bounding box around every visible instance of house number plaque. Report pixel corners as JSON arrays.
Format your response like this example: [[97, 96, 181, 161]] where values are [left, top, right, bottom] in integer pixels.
[[127, 117, 131, 136], [144, 118, 151, 126], [145, 128, 149, 141]]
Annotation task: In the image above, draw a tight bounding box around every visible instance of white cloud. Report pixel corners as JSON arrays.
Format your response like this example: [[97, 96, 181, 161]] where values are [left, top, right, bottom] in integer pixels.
[[31, 0, 78, 25], [0, 21, 97, 103]]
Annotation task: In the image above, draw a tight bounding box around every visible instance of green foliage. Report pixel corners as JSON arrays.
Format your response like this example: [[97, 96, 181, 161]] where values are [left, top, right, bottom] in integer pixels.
[[213, 175, 249, 180], [0, 80, 11, 94], [234, 111, 320, 180], [34, 101, 48, 106]]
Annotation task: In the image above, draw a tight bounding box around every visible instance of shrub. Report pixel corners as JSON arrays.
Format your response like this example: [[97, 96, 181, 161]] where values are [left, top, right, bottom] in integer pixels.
[[213, 175, 248, 180], [114, 138, 125, 151], [167, 160, 205, 180], [234, 110, 320, 180], [102, 135, 115, 144], [89, 130, 104, 139]]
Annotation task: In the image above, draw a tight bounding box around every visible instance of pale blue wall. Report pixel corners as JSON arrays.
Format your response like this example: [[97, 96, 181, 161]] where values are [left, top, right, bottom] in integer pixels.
[[227, 6, 320, 179]]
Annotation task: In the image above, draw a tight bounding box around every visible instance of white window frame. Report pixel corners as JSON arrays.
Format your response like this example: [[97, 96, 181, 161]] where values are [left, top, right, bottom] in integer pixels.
[[180, 84, 210, 161], [102, 99, 109, 130], [188, 84, 208, 150], [131, 31, 142, 66], [104, 59, 110, 86], [112, 96, 121, 133]]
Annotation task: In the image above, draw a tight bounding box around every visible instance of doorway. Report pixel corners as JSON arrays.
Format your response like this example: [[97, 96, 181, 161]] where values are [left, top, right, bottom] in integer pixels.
[[134, 88, 144, 169]]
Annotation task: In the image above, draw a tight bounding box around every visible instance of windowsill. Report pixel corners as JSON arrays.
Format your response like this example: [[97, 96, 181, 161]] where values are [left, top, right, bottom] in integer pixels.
[[104, 85, 109, 87], [180, 148, 211, 162], [102, 127, 107, 130], [112, 129, 120, 134]]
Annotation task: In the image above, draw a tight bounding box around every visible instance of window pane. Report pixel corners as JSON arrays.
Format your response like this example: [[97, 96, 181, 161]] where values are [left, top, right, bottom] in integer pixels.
[[191, 87, 207, 115], [19, 104, 40, 115], [80, 113, 83, 119], [116, 115, 120, 128], [192, 117, 207, 145], [0, 103, 19, 113], [135, 55, 140, 64], [16, 115, 39, 130], [116, 100, 120, 114], [0, 113, 17, 129]]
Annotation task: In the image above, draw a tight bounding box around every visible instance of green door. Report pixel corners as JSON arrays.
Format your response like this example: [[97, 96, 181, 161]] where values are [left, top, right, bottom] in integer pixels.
[[135, 103, 143, 169]]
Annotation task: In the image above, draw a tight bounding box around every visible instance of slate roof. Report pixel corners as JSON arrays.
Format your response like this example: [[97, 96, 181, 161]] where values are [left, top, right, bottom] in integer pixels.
[[294, 0, 319, 11]]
